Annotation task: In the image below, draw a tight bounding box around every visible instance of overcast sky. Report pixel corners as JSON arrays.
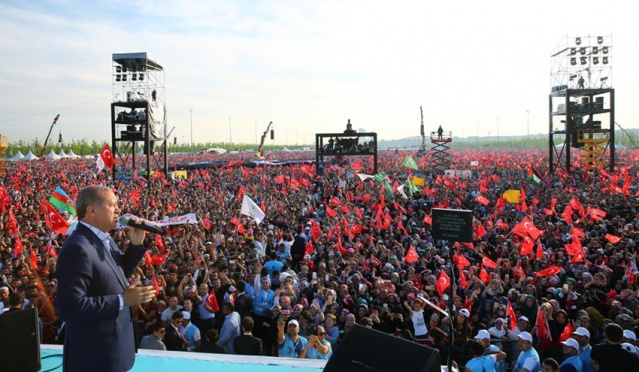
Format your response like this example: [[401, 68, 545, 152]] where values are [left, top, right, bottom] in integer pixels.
[[0, 1, 636, 146]]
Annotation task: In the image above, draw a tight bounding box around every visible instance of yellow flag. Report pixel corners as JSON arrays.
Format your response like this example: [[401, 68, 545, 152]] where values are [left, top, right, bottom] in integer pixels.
[[502, 189, 521, 203], [412, 176, 425, 187]]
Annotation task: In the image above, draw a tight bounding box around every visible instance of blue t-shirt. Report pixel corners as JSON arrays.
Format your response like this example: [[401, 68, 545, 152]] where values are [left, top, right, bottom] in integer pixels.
[[278, 335, 308, 358]]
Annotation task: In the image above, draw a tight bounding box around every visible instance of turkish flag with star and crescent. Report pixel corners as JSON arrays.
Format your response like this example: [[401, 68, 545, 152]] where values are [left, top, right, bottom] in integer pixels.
[[404, 246, 419, 264], [436, 270, 451, 295], [41, 200, 70, 234], [100, 144, 115, 168]]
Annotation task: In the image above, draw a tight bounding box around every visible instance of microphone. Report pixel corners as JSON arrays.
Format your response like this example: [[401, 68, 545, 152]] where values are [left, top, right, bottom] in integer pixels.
[[119, 216, 164, 234]]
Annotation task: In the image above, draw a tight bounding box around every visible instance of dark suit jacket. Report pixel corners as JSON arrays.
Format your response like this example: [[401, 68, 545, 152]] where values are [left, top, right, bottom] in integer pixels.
[[233, 333, 263, 356], [164, 324, 186, 351], [234, 293, 254, 321], [55, 223, 146, 372]]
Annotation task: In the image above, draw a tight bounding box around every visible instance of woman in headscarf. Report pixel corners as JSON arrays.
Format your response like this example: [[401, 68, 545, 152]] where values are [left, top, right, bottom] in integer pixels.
[[520, 295, 538, 328]]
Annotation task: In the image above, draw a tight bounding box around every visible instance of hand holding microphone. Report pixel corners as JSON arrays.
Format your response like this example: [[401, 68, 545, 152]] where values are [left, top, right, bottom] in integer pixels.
[[119, 216, 164, 235]]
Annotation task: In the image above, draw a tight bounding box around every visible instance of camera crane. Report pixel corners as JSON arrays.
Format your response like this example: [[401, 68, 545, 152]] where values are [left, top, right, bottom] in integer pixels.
[[256, 121, 273, 159], [40, 114, 60, 158]]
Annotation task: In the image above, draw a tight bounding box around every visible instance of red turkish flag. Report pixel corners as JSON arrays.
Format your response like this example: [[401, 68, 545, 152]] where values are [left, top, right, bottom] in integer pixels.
[[129, 191, 141, 207], [475, 194, 490, 206], [460, 270, 467, 288], [99, 144, 115, 168], [305, 240, 314, 255], [559, 321, 574, 342], [144, 250, 153, 267], [512, 219, 542, 241], [436, 270, 451, 295], [29, 248, 39, 270], [475, 222, 486, 238], [151, 250, 171, 266], [454, 254, 471, 269], [326, 206, 337, 218], [565, 242, 582, 257], [155, 235, 165, 251], [205, 290, 220, 313], [605, 233, 622, 245], [536, 308, 551, 342], [151, 274, 160, 297], [42, 202, 70, 234], [536, 239, 544, 260], [405, 246, 419, 264], [479, 267, 490, 284], [507, 300, 517, 330], [330, 197, 341, 207], [520, 236, 534, 256], [536, 266, 562, 277], [14, 238, 24, 256], [47, 244, 58, 258], [482, 256, 498, 269]]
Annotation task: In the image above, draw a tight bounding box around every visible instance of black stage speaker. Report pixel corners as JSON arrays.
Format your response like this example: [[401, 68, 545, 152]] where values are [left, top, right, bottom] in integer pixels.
[[0, 308, 41, 372], [324, 325, 440, 372]]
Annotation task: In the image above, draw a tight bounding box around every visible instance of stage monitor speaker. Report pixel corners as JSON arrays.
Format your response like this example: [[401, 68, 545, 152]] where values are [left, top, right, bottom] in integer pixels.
[[0, 308, 41, 372], [324, 325, 441, 372]]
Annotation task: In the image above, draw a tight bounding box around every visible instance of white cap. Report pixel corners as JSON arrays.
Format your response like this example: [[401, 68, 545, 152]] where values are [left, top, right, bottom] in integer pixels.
[[518, 316, 529, 322], [474, 329, 491, 340], [181, 311, 191, 320], [288, 319, 299, 328], [459, 309, 470, 318], [562, 338, 579, 350], [518, 331, 533, 343], [572, 327, 590, 338], [622, 343, 638, 354], [623, 329, 637, 341]]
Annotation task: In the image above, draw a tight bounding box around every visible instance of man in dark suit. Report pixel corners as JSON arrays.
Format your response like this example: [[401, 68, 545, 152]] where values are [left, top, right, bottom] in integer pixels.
[[55, 185, 155, 372], [233, 316, 263, 356], [164, 311, 187, 351], [233, 280, 253, 320]]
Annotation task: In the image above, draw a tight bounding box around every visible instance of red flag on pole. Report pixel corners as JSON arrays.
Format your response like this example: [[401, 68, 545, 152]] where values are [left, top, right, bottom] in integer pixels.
[[405, 246, 419, 264], [436, 270, 450, 295], [99, 144, 116, 168], [206, 290, 220, 312], [507, 300, 517, 330], [536, 266, 562, 277], [482, 256, 498, 269]]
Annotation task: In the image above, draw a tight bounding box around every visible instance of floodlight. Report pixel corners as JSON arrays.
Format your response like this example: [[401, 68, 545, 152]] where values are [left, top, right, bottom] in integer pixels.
[[139, 73, 144, 81], [122, 74, 127, 82], [597, 36, 603, 44], [592, 46, 599, 55], [116, 74, 121, 82], [602, 57, 609, 64], [593, 57, 599, 65], [570, 48, 577, 55], [570, 58, 577, 66], [580, 47, 586, 55], [580, 57, 587, 65], [602, 46, 609, 54], [575, 37, 582, 45], [116, 66, 122, 73], [132, 74, 137, 81]]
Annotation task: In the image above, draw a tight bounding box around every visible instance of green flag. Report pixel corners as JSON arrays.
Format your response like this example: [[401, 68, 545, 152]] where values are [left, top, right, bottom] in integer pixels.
[[382, 179, 394, 198], [401, 155, 418, 170], [374, 172, 387, 183], [404, 178, 418, 197]]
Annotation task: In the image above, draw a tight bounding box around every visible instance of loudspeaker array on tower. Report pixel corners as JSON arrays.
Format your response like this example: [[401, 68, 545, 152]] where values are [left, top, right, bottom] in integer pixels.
[[549, 34, 612, 91]]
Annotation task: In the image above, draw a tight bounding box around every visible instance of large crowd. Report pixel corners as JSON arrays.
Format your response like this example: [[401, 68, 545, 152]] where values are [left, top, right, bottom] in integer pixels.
[[2, 147, 639, 371]]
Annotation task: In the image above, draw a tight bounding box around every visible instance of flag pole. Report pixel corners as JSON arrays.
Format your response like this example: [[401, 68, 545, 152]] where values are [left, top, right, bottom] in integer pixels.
[[447, 240, 456, 372]]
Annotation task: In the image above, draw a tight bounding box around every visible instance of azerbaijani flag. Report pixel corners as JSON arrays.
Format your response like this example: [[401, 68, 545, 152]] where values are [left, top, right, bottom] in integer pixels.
[[49, 187, 77, 216]]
